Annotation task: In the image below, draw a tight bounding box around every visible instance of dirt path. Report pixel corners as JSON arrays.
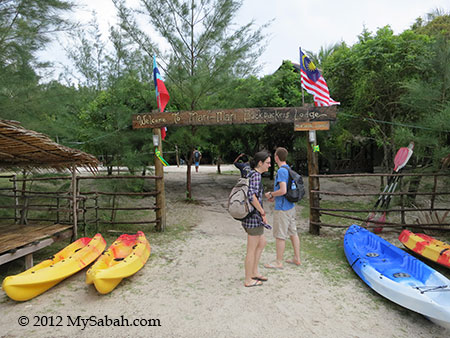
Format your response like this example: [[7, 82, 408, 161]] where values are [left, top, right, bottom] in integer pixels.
[[0, 166, 448, 337]]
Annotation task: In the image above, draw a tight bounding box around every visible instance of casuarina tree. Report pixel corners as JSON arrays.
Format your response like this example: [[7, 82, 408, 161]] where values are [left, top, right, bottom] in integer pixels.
[[113, 0, 269, 198]]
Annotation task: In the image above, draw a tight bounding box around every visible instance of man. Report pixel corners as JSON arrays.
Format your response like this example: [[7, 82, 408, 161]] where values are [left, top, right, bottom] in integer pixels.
[[233, 153, 251, 178], [193, 148, 202, 172], [264, 147, 301, 269]]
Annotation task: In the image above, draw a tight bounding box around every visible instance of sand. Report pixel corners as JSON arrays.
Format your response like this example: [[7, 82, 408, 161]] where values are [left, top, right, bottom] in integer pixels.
[[0, 165, 448, 338]]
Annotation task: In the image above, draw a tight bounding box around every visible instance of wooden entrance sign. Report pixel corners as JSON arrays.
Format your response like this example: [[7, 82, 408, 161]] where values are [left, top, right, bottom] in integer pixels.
[[134, 105, 337, 236], [132, 106, 337, 129]]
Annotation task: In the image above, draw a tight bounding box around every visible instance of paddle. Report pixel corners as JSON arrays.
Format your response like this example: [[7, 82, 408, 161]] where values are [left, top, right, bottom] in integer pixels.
[[365, 142, 414, 233]]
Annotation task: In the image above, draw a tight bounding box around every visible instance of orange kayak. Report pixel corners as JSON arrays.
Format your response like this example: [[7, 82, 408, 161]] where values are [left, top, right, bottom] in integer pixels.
[[399, 229, 450, 268], [86, 231, 150, 294], [2, 233, 106, 301]]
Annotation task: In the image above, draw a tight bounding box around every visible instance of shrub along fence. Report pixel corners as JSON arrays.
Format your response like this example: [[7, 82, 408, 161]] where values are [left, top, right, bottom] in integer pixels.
[[308, 172, 450, 235]]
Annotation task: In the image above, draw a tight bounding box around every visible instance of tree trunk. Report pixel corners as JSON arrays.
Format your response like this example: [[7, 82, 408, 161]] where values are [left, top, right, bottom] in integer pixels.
[[187, 154, 192, 199]]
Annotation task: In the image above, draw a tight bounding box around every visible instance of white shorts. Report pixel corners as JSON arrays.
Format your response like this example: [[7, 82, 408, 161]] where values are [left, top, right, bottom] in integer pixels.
[[272, 207, 297, 240]]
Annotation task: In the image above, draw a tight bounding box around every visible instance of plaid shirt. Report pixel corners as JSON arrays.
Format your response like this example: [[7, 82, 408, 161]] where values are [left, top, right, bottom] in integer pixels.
[[242, 171, 272, 229]]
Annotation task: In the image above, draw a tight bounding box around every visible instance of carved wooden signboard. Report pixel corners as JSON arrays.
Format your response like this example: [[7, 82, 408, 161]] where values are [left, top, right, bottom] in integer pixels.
[[132, 106, 337, 129]]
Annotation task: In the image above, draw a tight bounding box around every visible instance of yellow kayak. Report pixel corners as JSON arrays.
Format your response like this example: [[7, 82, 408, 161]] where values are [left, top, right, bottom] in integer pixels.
[[86, 231, 150, 294], [399, 229, 450, 268], [2, 233, 106, 301]]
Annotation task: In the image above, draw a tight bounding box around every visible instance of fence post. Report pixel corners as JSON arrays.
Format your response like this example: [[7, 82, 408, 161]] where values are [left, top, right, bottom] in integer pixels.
[[56, 196, 60, 224], [71, 166, 78, 241], [13, 174, 18, 223], [95, 193, 99, 233], [400, 177, 405, 227], [307, 134, 320, 235], [430, 174, 438, 210]]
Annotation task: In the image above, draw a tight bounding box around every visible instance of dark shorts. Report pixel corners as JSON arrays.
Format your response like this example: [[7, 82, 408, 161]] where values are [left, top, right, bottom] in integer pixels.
[[243, 225, 264, 236]]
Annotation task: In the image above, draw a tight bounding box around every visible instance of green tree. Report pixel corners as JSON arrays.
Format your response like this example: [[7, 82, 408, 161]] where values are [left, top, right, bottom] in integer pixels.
[[114, 0, 268, 198], [324, 26, 431, 169], [0, 0, 76, 131], [78, 74, 156, 174]]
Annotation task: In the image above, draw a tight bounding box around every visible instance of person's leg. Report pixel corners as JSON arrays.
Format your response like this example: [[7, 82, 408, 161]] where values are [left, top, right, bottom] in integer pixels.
[[276, 238, 286, 265], [252, 234, 267, 279], [286, 208, 301, 265], [245, 234, 262, 286], [287, 234, 301, 265], [264, 210, 287, 269]]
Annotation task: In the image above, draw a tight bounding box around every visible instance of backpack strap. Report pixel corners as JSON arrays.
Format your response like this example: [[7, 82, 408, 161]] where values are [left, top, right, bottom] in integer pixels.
[[276, 165, 291, 186]]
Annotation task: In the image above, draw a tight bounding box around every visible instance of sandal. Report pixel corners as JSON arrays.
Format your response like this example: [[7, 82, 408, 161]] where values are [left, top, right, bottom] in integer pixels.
[[244, 280, 263, 287], [252, 276, 268, 282]]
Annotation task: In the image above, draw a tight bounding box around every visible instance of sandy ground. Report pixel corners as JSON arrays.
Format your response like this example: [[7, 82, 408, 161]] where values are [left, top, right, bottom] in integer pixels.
[[0, 165, 449, 338]]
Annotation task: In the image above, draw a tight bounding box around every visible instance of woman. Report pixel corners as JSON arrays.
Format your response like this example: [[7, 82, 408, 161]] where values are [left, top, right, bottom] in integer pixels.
[[242, 150, 271, 287]]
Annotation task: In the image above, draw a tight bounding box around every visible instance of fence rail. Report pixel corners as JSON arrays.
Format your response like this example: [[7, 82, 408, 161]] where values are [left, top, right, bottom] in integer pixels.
[[0, 174, 163, 234], [308, 172, 450, 235]]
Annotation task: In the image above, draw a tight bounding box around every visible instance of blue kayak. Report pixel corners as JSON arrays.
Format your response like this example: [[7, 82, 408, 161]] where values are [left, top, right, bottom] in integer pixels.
[[344, 224, 450, 329]]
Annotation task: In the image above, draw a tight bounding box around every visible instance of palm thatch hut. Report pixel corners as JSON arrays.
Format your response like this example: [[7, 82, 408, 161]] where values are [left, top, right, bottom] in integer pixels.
[[0, 120, 99, 268]]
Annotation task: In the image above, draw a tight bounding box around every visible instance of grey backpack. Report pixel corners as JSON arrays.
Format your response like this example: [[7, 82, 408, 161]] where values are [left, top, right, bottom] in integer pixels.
[[228, 171, 261, 220]]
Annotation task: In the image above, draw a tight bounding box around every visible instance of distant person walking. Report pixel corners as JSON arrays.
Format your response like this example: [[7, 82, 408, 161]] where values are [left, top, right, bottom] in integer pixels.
[[264, 147, 301, 269], [193, 148, 202, 172], [233, 153, 251, 178], [242, 150, 272, 287]]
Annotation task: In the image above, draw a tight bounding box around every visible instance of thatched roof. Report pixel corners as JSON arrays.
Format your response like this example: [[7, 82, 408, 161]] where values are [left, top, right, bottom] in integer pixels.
[[0, 120, 99, 171]]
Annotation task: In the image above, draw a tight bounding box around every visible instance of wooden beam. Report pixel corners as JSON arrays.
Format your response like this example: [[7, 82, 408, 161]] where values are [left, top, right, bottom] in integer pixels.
[[0, 229, 72, 266], [132, 106, 337, 129]]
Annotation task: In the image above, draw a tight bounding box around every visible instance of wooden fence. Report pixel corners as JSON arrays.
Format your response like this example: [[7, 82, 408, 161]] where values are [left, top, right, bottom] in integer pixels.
[[0, 174, 163, 235], [308, 172, 450, 235]]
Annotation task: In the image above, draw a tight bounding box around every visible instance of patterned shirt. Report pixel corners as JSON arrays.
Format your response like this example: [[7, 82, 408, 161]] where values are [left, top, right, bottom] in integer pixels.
[[242, 171, 272, 229]]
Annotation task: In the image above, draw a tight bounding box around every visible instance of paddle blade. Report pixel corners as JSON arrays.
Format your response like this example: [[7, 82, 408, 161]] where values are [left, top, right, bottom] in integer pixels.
[[393, 142, 414, 172], [373, 213, 386, 234]]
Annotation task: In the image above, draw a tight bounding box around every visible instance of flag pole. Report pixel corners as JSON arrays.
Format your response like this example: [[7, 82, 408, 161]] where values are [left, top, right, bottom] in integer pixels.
[[152, 55, 166, 232], [299, 47, 305, 106]]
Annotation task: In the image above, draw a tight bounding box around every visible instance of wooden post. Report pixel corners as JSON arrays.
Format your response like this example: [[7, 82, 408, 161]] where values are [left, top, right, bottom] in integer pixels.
[[430, 174, 438, 210], [95, 193, 99, 233], [400, 178, 405, 227], [307, 131, 321, 235], [153, 128, 166, 231], [24, 253, 33, 269], [175, 144, 180, 167], [56, 196, 60, 224], [13, 174, 18, 223], [71, 166, 78, 240]]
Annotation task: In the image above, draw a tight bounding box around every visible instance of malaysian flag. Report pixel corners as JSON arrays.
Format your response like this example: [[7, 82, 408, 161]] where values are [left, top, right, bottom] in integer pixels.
[[299, 48, 339, 107]]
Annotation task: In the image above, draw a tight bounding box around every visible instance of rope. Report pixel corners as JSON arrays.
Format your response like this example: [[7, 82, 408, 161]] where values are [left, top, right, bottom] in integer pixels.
[[414, 285, 449, 294], [155, 148, 169, 167]]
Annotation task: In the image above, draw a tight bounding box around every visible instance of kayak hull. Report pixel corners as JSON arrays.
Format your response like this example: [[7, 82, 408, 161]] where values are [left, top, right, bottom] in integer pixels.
[[344, 224, 450, 329], [2, 234, 106, 301], [399, 229, 450, 268], [86, 231, 150, 294]]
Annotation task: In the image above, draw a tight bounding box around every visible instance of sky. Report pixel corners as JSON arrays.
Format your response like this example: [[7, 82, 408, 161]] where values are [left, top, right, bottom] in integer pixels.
[[40, 0, 450, 80]]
